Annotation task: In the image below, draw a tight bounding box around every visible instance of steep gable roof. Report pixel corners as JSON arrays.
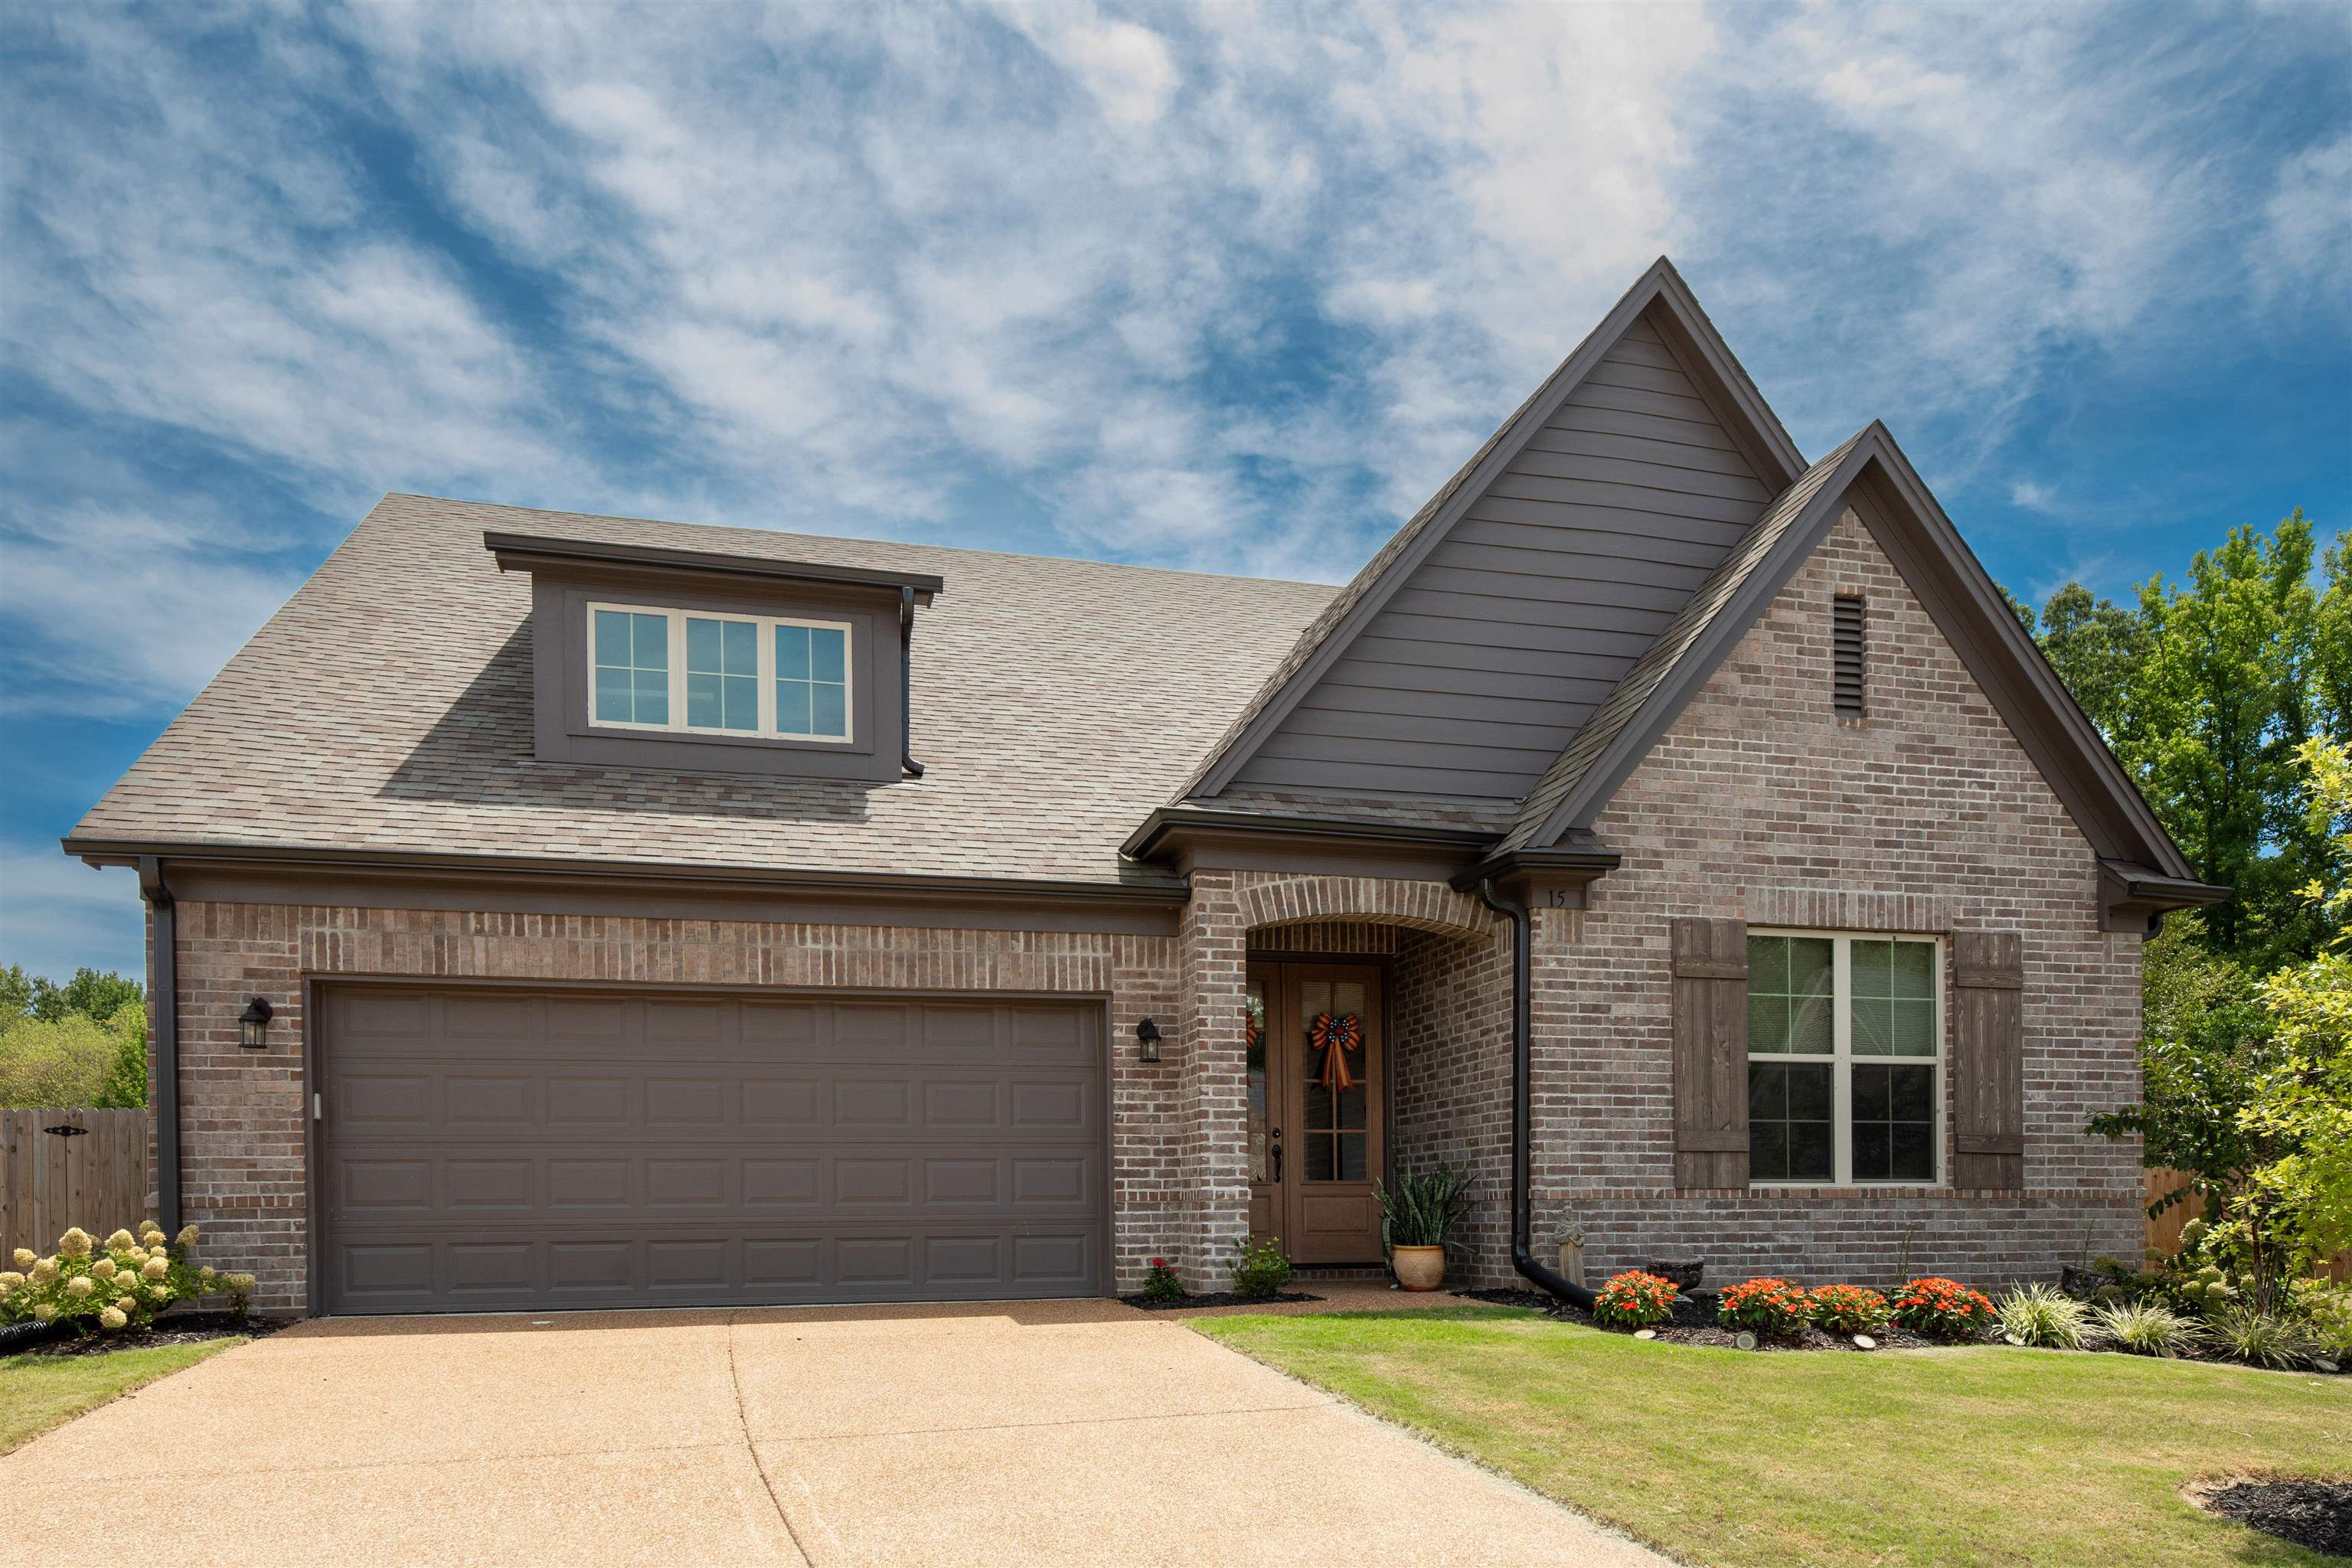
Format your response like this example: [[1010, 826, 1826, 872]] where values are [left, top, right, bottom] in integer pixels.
[[1176, 257, 1805, 804], [1495, 423, 2201, 884]]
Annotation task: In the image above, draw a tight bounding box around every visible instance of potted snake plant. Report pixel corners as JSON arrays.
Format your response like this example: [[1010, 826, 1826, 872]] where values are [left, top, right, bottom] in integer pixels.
[[1376, 1163, 1474, 1291]]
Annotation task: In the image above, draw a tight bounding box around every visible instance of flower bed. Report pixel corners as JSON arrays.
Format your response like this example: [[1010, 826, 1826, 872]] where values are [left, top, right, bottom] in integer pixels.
[[2, 1222, 253, 1341]]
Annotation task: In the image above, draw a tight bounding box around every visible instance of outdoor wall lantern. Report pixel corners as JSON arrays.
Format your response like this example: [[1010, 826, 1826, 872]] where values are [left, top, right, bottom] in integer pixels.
[[1135, 1017, 1162, 1063], [238, 997, 275, 1050]]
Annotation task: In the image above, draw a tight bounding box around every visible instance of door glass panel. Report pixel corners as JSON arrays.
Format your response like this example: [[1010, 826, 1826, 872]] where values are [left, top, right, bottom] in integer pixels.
[[1299, 975, 1368, 1181], [1245, 977, 1269, 1183]]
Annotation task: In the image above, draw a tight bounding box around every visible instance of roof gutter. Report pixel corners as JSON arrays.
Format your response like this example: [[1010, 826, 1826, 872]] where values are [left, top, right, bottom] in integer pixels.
[[1469, 875, 1597, 1312], [64, 838, 1187, 906], [137, 856, 180, 1236]]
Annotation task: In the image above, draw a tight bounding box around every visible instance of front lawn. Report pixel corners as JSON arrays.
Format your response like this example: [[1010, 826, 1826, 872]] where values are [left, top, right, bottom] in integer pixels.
[[1194, 1307, 2350, 1568], [0, 1339, 241, 1454]]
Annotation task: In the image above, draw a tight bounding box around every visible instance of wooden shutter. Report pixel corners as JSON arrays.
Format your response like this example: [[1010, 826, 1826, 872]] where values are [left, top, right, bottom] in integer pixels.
[[1671, 916, 1749, 1188], [1952, 930, 2025, 1190]]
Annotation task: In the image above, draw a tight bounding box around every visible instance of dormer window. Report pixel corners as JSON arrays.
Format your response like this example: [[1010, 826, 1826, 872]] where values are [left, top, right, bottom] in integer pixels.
[[589, 603, 854, 742], [489, 531, 937, 782]]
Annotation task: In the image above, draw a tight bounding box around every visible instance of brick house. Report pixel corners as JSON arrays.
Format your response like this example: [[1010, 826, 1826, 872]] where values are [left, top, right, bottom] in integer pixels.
[[67, 260, 2220, 1316]]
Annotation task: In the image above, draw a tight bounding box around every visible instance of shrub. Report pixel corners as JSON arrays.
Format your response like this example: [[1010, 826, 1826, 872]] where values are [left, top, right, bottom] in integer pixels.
[[0, 1000, 148, 1109], [1889, 1276, 1995, 1341], [1591, 1270, 1678, 1330], [2173, 1261, 2242, 1314], [1227, 1236, 1292, 1299], [1141, 1256, 1185, 1303], [2290, 1282, 2352, 1360], [2204, 1301, 2318, 1369], [1374, 1163, 1472, 1249], [2091, 1300, 2200, 1357], [1717, 1277, 1812, 1338], [1808, 1283, 1891, 1335], [1994, 1282, 2090, 1349], [0, 1220, 251, 1336]]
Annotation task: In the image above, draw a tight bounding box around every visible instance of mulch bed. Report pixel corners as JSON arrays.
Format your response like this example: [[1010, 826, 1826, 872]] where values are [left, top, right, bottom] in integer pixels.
[[1455, 1287, 1944, 1351], [1121, 1290, 1325, 1312], [2197, 1478, 2352, 1558], [8, 1311, 294, 1360]]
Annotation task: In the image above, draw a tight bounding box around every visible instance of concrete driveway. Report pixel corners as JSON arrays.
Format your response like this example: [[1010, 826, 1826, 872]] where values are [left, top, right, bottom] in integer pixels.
[[0, 1298, 1661, 1567]]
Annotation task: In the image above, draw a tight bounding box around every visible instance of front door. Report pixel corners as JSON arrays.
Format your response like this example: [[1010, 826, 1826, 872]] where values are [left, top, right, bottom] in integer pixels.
[[1246, 960, 1383, 1266]]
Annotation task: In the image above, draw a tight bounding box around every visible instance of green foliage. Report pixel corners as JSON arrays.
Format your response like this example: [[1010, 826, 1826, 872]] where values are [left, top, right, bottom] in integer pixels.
[[1227, 1236, 1292, 1299], [2202, 1300, 2318, 1369], [1716, 1277, 1812, 1337], [1374, 1163, 1472, 1249], [2290, 1282, 2352, 1359], [0, 963, 149, 1110], [1140, 1256, 1185, 1303], [1994, 1282, 2089, 1349], [0, 965, 145, 1027], [0, 1001, 148, 1109], [2, 1221, 252, 1337], [2236, 947, 2352, 1269], [2089, 1300, 2198, 1357], [2023, 508, 2344, 965], [1806, 1283, 1890, 1335], [1590, 1269, 1678, 1329]]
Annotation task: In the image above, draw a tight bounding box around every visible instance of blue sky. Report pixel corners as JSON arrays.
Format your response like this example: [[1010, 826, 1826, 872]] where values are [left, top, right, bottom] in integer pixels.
[[2, 1, 2347, 983]]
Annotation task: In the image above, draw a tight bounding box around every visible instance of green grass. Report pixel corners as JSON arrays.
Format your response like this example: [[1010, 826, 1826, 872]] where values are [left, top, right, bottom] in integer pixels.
[[0, 1338, 241, 1453], [1194, 1307, 2352, 1568]]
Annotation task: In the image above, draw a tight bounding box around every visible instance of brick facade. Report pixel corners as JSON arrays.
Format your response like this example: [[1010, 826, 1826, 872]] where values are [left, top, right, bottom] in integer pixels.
[[155, 514, 2146, 1313], [164, 903, 1187, 1312], [1527, 508, 2145, 1288]]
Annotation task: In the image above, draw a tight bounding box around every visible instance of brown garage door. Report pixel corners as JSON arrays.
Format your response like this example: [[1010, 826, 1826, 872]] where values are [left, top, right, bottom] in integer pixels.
[[317, 985, 1108, 1314]]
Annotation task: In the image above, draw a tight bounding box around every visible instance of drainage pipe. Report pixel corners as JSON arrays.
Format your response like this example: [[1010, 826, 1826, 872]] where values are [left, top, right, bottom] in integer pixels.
[[1474, 877, 1598, 1312], [137, 855, 180, 1235], [898, 586, 926, 779]]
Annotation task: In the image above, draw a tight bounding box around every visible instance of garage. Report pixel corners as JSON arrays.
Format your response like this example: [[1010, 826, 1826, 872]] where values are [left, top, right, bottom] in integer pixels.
[[315, 984, 1109, 1314]]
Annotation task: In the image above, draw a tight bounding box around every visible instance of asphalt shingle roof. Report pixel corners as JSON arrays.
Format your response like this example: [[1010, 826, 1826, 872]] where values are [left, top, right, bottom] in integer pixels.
[[72, 494, 1336, 885]]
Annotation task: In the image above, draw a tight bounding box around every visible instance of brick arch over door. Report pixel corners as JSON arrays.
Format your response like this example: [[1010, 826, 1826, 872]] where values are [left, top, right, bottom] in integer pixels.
[[1236, 876, 1493, 941]]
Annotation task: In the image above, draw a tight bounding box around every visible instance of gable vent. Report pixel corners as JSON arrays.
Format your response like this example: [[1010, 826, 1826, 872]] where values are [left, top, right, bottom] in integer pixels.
[[1832, 594, 1866, 717]]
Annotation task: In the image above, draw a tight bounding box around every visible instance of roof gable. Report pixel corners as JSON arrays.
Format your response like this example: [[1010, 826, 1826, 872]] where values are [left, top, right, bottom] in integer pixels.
[[1178, 256, 1805, 804], [1497, 423, 2200, 883]]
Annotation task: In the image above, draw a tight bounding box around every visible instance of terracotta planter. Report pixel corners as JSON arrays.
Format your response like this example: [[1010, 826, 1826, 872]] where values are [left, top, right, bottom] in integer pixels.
[[1393, 1245, 1446, 1292]]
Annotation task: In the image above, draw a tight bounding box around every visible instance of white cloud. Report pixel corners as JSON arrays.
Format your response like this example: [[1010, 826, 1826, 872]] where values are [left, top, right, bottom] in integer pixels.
[[0, 841, 144, 984], [2, 0, 2344, 639]]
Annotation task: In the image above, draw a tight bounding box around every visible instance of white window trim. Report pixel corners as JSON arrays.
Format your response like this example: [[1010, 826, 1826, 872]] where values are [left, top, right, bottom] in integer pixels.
[[1746, 926, 1945, 1191], [586, 601, 855, 745]]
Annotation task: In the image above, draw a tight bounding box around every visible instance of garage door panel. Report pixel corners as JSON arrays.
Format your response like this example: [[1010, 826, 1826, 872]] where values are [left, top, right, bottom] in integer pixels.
[[321, 986, 1108, 1313]]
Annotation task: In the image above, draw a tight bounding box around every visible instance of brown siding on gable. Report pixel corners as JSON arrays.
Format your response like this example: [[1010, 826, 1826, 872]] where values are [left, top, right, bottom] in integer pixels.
[[1952, 930, 2027, 1191], [1669, 916, 1750, 1189], [1228, 309, 1776, 802]]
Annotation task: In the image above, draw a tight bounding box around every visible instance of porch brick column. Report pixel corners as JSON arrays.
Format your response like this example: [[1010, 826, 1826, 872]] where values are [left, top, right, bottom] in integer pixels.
[[1178, 869, 1250, 1289]]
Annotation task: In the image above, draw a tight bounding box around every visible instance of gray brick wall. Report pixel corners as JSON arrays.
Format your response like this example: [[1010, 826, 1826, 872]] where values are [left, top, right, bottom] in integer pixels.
[[165, 903, 1186, 1312], [1526, 508, 2145, 1289]]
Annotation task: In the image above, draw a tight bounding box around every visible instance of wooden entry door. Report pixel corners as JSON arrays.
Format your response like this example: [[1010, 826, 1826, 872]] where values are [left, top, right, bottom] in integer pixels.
[[1246, 961, 1383, 1266]]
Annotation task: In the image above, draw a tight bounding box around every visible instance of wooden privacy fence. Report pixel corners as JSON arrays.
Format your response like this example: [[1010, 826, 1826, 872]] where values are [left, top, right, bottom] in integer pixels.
[[0, 1109, 151, 1259], [2145, 1165, 2351, 1285]]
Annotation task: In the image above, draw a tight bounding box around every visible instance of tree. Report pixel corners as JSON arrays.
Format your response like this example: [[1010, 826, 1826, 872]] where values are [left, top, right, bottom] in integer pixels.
[[2035, 583, 2145, 741], [0, 1001, 147, 1109]]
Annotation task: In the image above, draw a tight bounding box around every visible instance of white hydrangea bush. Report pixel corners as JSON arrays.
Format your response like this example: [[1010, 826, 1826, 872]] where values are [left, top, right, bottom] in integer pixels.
[[2, 1220, 253, 1336]]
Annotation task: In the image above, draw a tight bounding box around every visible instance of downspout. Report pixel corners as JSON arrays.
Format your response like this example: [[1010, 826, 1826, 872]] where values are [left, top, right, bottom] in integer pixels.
[[899, 586, 925, 779], [137, 856, 180, 1235], [1474, 877, 1598, 1311]]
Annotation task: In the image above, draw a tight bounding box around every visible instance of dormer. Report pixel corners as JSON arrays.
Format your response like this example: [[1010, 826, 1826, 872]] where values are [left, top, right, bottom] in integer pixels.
[[485, 531, 940, 782]]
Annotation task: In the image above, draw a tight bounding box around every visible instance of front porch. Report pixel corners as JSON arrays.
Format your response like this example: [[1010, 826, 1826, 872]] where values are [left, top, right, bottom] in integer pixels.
[[1174, 871, 1522, 1292]]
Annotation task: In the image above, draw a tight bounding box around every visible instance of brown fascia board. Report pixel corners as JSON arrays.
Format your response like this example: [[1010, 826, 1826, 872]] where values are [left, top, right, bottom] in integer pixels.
[[1120, 806, 1497, 863], [64, 837, 1181, 905], [484, 531, 942, 603], [1524, 423, 2200, 884], [1447, 838, 1624, 893], [1184, 256, 1806, 802]]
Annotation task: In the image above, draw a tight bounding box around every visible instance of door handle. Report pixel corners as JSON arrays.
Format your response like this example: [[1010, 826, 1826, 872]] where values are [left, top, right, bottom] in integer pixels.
[[1269, 1127, 1283, 1184]]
